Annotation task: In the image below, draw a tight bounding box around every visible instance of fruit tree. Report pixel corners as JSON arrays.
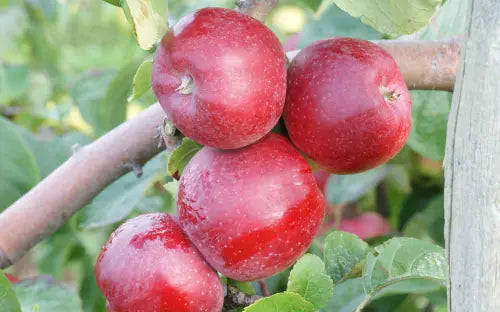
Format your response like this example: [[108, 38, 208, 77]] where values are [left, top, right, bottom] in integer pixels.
[[0, 0, 498, 311]]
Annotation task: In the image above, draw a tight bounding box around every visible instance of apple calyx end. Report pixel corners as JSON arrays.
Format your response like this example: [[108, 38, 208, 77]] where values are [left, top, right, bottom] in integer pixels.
[[379, 86, 400, 103], [176, 75, 194, 95]]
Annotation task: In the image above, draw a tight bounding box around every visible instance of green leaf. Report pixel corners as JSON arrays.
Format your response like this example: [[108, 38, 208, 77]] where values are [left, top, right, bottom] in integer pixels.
[[100, 60, 141, 135], [167, 138, 202, 179], [244, 292, 314, 312], [120, 0, 168, 50], [78, 155, 163, 229], [70, 61, 139, 136], [320, 278, 365, 312], [20, 131, 90, 179], [324, 231, 369, 284], [405, 0, 467, 160], [375, 278, 443, 298], [419, 0, 468, 40], [403, 195, 444, 245], [228, 279, 256, 296], [70, 69, 115, 133], [0, 7, 27, 61], [135, 195, 167, 213], [362, 238, 447, 305], [79, 256, 107, 312], [296, 0, 322, 11], [407, 90, 451, 160], [13, 276, 83, 312], [324, 0, 443, 37], [323, 238, 447, 311], [287, 254, 334, 310], [325, 166, 388, 204], [103, 0, 121, 7], [298, 4, 382, 49], [0, 116, 39, 212], [128, 60, 152, 101], [0, 63, 29, 105], [0, 271, 22, 312]]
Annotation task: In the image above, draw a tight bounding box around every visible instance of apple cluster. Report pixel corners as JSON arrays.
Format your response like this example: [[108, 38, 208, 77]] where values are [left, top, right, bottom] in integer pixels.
[[95, 7, 410, 312]]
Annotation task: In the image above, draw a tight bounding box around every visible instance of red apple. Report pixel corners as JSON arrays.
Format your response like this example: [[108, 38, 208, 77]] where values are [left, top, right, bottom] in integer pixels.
[[339, 212, 390, 239], [284, 38, 411, 174], [5, 273, 19, 283], [152, 7, 287, 149], [177, 133, 325, 281], [95, 213, 223, 312]]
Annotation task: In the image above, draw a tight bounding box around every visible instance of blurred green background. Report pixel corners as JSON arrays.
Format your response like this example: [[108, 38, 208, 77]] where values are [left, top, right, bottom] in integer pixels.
[[0, 0, 464, 311]]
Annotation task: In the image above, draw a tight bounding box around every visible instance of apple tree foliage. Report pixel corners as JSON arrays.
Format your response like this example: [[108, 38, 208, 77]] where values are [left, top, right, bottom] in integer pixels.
[[0, 0, 463, 311]]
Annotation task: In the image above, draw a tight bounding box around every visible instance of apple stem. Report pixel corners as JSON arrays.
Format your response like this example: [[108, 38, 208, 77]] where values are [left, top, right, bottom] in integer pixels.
[[176, 75, 194, 95]]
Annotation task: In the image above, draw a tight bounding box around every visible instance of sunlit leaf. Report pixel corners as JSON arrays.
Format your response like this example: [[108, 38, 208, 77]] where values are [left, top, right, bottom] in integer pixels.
[[287, 254, 333, 310]]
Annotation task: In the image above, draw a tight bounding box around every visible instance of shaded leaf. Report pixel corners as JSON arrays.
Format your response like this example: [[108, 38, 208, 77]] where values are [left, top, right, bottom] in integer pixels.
[[0, 116, 39, 212], [244, 292, 314, 312], [324, 231, 368, 284], [407, 90, 451, 160], [20, 131, 90, 179], [167, 138, 202, 178], [320, 278, 365, 312], [324, 0, 443, 37], [406, 0, 468, 160], [69, 69, 115, 133], [13, 276, 83, 312], [78, 155, 163, 229], [375, 278, 444, 298], [287, 254, 334, 310], [100, 60, 141, 135], [403, 195, 445, 245], [0, 271, 22, 312], [325, 166, 389, 204], [0, 63, 29, 104], [298, 4, 381, 49]]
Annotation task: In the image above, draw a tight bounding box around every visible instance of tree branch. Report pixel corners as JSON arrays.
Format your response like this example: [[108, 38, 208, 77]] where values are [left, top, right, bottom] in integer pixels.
[[0, 39, 460, 269], [223, 285, 263, 311], [0, 104, 175, 268], [286, 39, 461, 91]]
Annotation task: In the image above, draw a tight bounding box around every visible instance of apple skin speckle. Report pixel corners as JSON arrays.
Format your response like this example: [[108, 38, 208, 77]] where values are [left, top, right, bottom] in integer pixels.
[[95, 213, 224, 312], [284, 37, 411, 174], [177, 133, 325, 281], [152, 8, 287, 149]]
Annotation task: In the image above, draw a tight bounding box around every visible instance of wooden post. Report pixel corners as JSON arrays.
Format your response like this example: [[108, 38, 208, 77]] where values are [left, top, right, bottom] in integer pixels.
[[444, 0, 500, 311]]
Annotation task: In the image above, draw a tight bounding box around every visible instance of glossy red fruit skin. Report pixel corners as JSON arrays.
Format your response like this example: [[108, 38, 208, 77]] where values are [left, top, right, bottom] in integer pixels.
[[284, 38, 411, 174], [339, 212, 390, 239], [5, 273, 19, 283], [177, 133, 325, 281], [152, 7, 287, 149], [95, 214, 224, 312]]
